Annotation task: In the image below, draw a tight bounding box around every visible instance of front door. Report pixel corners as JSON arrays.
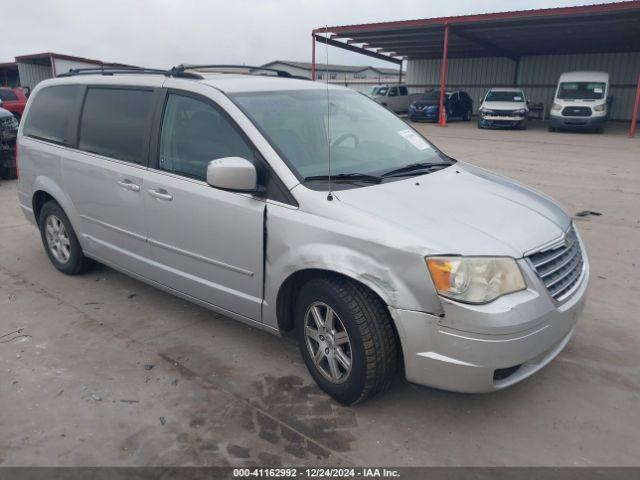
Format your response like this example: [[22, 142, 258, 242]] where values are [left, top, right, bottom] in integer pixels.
[[144, 91, 265, 321]]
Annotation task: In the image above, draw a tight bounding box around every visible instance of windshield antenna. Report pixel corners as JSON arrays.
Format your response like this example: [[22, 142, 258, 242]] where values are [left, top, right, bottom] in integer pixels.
[[324, 25, 333, 201]]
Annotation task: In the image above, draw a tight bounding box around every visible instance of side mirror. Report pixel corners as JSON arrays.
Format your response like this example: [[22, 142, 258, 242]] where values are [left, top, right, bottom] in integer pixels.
[[206, 157, 261, 193]]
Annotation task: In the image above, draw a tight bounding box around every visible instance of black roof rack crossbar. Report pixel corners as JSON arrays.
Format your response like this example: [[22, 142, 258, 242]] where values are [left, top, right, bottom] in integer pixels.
[[173, 64, 297, 78], [58, 66, 204, 79], [57, 64, 309, 81]]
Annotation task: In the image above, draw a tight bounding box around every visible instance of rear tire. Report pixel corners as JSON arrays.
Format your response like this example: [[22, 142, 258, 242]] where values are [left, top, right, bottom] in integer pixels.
[[38, 201, 94, 275], [295, 276, 399, 405]]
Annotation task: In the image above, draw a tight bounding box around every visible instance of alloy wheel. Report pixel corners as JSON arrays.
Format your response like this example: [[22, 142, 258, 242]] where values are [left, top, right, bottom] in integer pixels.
[[304, 302, 353, 384], [45, 214, 71, 264]]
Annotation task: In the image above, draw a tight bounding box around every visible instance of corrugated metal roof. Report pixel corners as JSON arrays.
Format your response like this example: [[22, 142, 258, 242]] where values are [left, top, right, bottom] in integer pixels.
[[315, 1, 640, 60]]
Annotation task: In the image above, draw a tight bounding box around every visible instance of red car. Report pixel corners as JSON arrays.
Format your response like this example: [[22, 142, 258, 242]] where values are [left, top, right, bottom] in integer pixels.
[[0, 87, 28, 120]]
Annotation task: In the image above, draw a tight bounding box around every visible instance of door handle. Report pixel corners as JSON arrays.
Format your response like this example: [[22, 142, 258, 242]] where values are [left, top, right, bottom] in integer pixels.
[[147, 188, 173, 201], [117, 179, 140, 192]]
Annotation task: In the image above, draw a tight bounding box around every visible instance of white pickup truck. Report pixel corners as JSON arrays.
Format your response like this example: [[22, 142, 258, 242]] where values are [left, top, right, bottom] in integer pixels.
[[368, 85, 422, 113]]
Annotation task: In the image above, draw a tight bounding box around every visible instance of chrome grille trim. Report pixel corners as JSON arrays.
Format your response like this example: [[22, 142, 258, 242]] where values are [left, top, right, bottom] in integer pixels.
[[527, 225, 585, 302]]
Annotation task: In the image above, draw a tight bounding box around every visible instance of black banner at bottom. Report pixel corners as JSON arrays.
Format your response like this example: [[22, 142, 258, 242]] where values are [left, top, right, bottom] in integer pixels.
[[0, 467, 638, 480]]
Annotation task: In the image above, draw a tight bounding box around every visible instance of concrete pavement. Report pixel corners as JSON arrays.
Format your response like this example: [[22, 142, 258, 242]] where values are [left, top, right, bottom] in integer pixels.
[[1, 120, 638, 466]]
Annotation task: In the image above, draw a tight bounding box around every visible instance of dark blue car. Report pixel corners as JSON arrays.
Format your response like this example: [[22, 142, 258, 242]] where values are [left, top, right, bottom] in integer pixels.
[[408, 90, 473, 123]]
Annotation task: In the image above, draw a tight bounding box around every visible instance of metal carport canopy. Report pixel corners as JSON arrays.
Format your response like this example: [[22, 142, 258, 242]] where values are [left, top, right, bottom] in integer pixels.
[[311, 1, 640, 132]]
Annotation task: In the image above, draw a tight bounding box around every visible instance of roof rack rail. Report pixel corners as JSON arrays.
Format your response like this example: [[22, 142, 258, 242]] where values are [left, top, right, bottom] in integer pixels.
[[172, 64, 308, 79], [58, 66, 204, 79], [57, 64, 309, 81]]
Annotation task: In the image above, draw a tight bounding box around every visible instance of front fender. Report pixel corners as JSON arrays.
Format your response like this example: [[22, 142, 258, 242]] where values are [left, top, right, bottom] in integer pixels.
[[262, 202, 444, 330]]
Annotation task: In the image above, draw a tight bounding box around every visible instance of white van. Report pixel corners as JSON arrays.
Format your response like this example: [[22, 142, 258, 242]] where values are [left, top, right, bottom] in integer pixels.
[[549, 71, 609, 132]]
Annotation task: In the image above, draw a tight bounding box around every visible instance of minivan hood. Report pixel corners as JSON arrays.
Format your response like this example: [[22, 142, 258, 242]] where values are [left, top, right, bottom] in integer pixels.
[[334, 163, 570, 257], [482, 101, 527, 110]]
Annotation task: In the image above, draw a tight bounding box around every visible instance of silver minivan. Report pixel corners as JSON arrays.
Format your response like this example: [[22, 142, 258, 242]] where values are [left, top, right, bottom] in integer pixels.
[[16, 67, 589, 404]]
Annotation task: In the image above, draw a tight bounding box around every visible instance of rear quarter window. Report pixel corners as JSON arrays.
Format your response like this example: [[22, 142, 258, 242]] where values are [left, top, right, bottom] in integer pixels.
[[79, 87, 155, 164], [23, 85, 82, 145]]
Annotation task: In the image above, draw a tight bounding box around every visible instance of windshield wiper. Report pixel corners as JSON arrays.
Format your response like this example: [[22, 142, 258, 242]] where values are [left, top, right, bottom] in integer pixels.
[[381, 162, 451, 178], [304, 173, 382, 184]]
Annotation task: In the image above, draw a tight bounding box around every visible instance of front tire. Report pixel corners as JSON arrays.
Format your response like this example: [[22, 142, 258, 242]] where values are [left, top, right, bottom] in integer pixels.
[[38, 201, 94, 275], [295, 276, 399, 405]]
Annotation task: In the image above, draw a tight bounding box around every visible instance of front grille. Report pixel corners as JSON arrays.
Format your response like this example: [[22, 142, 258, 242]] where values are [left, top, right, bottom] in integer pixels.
[[562, 106, 591, 117], [527, 226, 585, 302], [0, 116, 18, 144], [491, 109, 517, 117]]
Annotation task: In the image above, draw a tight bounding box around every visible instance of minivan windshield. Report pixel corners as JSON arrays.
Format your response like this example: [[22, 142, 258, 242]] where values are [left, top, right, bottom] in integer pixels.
[[557, 82, 606, 100], [231, 89, 450, 181], [485, 90, 525, 102]]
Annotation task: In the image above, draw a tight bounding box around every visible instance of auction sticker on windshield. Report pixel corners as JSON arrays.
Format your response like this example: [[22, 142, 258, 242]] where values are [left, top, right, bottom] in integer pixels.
[[398, 129, 430, 151]]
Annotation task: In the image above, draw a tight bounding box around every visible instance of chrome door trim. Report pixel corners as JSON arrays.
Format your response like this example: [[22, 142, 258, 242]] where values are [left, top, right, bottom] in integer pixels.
[[79, 214, 147, 241], [147, 237, 255, 277]]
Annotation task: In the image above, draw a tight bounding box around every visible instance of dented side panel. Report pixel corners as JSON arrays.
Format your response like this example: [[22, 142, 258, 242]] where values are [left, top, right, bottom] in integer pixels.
[[261, 190, 444, 331]]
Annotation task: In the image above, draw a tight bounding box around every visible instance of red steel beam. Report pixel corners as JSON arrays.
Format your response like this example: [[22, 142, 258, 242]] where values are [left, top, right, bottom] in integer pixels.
[[438, 23, 450, 127], [311, 34, 316, 80], [313, 1, 640, 34], [631, 73, 640, 138]]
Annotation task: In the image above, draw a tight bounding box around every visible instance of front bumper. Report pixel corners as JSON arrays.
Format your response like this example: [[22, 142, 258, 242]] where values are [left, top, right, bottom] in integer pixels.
[[550, 114, 605, 130], [479, 115, 526, 128], [391, 251, 589, 393], [409, 108, 438, 122]]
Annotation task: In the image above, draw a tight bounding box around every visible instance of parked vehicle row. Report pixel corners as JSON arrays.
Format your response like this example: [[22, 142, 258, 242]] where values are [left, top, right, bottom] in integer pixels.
[[16, 66, 588, 404], [371, 70, 612, 133]]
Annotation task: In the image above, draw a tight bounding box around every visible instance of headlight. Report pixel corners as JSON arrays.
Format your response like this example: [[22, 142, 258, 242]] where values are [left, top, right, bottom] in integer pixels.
[[480, 108, 494, 115], [551, 103, 562, 111], [514, 109, 527, 116], [594, 104, 606, 112], [426, 256, 526, 304]]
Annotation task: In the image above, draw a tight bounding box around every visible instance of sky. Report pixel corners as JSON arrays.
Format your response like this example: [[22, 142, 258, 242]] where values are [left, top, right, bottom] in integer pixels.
[[0, 0, 624, 69]]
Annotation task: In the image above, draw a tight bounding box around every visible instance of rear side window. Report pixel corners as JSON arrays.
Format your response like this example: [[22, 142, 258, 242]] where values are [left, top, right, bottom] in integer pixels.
[[23, 85, 81, 145], [399, 86, 408, 95], [0, 89, 18, 101], [79, 88, 155, 164]]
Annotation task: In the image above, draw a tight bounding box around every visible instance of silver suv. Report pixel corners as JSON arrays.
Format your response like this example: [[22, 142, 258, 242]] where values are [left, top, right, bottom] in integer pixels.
[[16, 66, 589, 404]]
